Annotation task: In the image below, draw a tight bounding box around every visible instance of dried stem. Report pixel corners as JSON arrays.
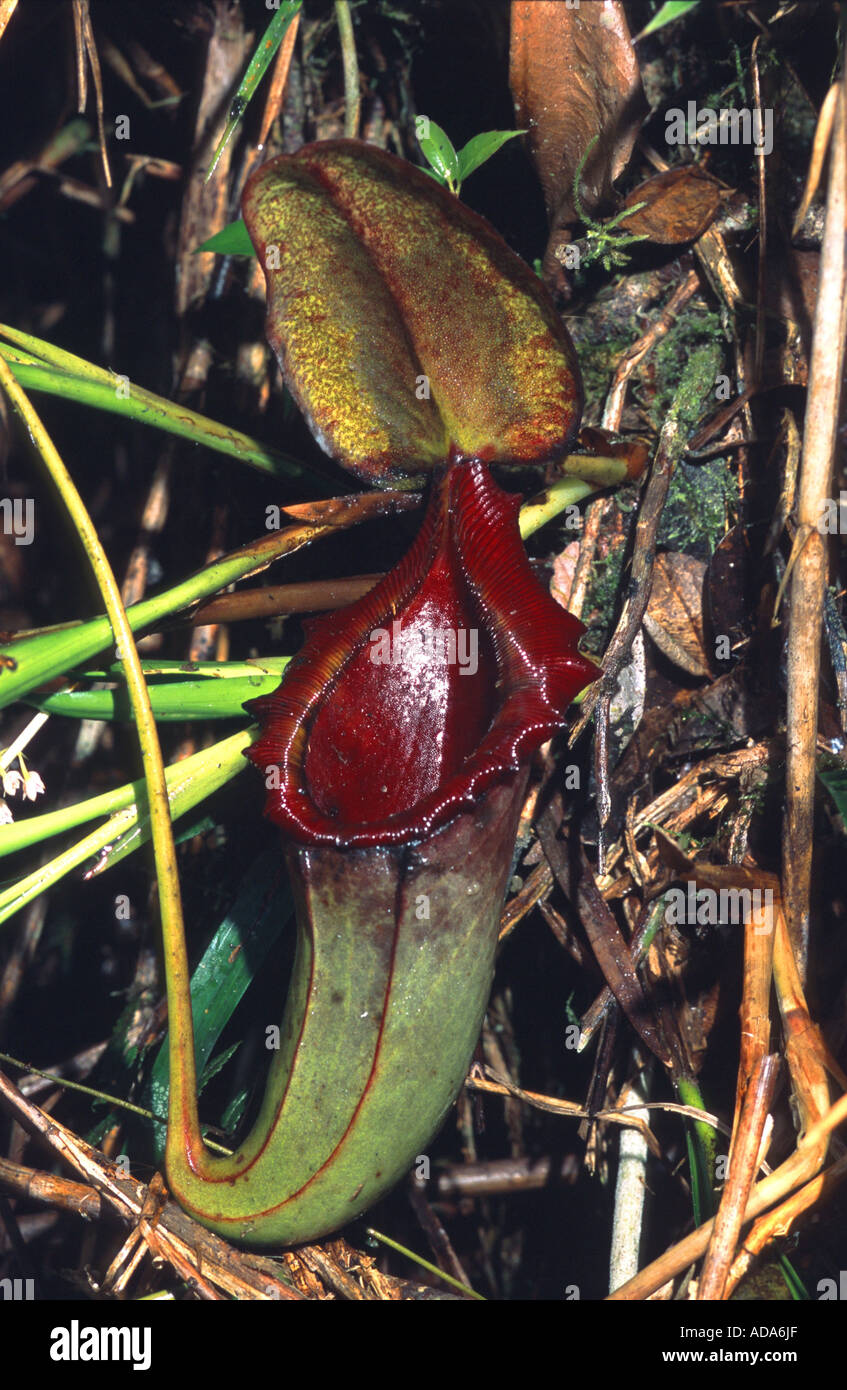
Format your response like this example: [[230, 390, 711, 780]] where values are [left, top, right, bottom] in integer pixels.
[[783, 70, 847, 977]]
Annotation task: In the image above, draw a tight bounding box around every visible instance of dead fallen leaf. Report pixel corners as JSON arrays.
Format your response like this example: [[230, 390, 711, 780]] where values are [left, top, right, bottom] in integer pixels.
[[510, 0, 647, 287], [620, 167, 724, 245], [644, 551, 711, 677], [551, 540, 581, 610]]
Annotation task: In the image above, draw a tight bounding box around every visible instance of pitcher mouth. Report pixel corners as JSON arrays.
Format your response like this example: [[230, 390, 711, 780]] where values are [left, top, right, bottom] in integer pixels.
[[246, 460, 599, 849]]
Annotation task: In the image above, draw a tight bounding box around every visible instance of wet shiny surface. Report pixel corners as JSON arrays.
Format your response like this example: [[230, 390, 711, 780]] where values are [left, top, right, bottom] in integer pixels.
[[247, 461, 599, 847]]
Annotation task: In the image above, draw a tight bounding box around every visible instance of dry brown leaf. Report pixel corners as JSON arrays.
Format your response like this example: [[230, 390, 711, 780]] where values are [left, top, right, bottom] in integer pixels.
[[644, 551, 710, 677], [551, 541, 581, 610], [620, 167, 724, 245], [510, 0, 646, 285]]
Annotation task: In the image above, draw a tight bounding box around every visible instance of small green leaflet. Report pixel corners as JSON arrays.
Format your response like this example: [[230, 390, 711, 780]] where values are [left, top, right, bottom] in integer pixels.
[[635, 1, 699, 41], [456, 129, 526, 183], [416, 118, 525, 196], [416, 118, 460, 190], [197, 126, 527, 255], [147, 850, 294, 1162], [194, 218, 256, 257]]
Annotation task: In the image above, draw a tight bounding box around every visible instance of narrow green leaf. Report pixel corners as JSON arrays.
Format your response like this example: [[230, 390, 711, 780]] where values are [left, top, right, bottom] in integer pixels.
[[173, 815, 216, 847], [676, 1075, 718, 1223], [366, 1227, 484, 1300], [0, 521, 334, 709], [81, 659, 288, 679], [0, 471, 598, 716], [416, 117, 460, 187], [0, 727, 256, 860], [778, 1255, 809, 1301], [147, 850, 294, 1161], [455, 129, 525, 183], [194, 218, 257, 257], [636, 1, 699, 40], [0, 733, 255, 928], [0, 326, 313, 481], [206, 2, 303, 181], [0, 323, 122, 384], [27, 662, 289, 721], [219, 1083, 251, 1138], [199, 1042, 242, 1095]]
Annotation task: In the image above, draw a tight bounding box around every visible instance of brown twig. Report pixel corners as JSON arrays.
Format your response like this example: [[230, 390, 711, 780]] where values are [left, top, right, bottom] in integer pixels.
[[565, 271, 700, 625], [792, 82, 839, 238], [724, 1153, 847, 1298], [698, 1054, 779, 1300], [498, 860, 554, 942], [569, 401, 698, 747], [465, 1065, 663, 1156], [73, 0, 111, 188], [407, 1180, 472, 1290], [0, 1066, 303, 1299], [733, 871, 777, 1141], [602, 270, 701, 430], [0, 1155, 102, 1221], [782, 69, 847, 977], [564, 495, 608, 619], [751, 34, 767, 386], [431, 1155, 581, 1198], [607, 1090, 847, 1300], [191, 574, 383, 627], [0, 0, 18, 45]]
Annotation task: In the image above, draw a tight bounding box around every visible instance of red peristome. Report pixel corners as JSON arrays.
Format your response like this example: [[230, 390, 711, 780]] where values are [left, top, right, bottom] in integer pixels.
[[246, 461, 598, 848]]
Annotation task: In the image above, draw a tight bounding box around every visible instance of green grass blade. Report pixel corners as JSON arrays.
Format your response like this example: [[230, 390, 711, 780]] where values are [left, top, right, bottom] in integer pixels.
[[0, 344, 312, 482], [80, 659, 288, 678], [366, 1228, 484, 1300], [0, 354, 191, 1036], [1, 470, 603, 712], [147, 849, 294, 1161], [0, 524, 335, 709], [27, 660, 289, 721], [206, 2, 303, 181], [0, 724, 253, 854], [778, 1254, 809, 1300], [0, 323, 119, 382], [636, 2, 699, 40], [676, 1075, 719, 1223], [0, 474, 600, 710], [0, 728, 255, 916]]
